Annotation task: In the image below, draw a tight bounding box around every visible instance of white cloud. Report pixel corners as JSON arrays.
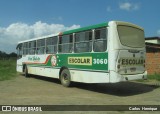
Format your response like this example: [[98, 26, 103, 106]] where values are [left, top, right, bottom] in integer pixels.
[[0, 21, 80, 53], [119, 2, 140, 11]]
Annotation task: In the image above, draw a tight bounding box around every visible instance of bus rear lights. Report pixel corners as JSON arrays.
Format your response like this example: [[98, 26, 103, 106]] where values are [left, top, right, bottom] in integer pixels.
[[117, 64, 120, 69], [118, 59, 121, 63], [125, 69, 127, 73]]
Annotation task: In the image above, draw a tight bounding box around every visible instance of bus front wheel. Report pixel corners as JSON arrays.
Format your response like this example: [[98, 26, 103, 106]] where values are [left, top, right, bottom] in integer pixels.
[[24, 66, 30, 78], [60, 69, 72, 87]]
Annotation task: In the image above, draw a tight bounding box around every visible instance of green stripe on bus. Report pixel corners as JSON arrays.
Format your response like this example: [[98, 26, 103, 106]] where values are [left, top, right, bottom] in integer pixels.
[[27, 52, 108, 71], [57, 52, 108, 71], [63, 22, 108, 35]]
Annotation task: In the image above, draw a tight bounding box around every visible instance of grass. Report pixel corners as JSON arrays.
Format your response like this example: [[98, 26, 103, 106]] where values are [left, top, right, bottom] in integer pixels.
[[136, 73, 160, 83], [0, 59, 17, 81], [147, 74, 160, 81]]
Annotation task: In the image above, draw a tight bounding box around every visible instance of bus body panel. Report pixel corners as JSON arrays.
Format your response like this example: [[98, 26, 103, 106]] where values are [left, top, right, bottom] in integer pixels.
[[70, 70, 109, 83], [17, 52, 109, 83], [16, 20, 147, 84], [116, 50, 145, 75], [17, 64, 23, 72], [27, 66, 59, 79], [108, 21, 147, 83], [57, 53, 108, 72]]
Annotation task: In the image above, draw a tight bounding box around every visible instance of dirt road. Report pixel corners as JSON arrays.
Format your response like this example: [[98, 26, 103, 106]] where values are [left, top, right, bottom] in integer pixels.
[[0, 75, 160, 113]]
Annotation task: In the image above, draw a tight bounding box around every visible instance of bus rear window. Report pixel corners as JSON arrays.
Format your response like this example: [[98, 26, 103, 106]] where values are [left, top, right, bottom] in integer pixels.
[[118, 25, 145, 48]]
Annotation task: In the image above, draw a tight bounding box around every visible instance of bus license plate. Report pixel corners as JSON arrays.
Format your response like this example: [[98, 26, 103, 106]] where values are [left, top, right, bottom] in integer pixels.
[[130, 67, 136, 72]]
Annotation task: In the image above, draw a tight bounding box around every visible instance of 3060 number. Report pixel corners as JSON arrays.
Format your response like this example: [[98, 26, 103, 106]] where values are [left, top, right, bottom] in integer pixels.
[[93, 59, 108, 64]]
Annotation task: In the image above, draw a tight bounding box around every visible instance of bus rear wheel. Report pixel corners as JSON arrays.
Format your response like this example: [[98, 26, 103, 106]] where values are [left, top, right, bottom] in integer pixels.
[[60, 69, 72, 87]]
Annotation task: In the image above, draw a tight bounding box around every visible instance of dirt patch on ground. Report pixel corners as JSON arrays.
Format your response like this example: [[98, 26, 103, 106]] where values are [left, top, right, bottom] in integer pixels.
[[0, 75, 160, 113]]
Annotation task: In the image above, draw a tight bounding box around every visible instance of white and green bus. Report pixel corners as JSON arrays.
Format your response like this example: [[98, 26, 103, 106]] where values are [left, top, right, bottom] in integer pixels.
[[16, 21, 147, 87]]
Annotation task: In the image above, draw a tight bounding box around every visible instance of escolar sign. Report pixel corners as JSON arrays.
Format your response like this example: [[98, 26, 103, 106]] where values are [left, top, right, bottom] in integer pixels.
[[120, 58, 145, 66], [68, 57, 92, 66]]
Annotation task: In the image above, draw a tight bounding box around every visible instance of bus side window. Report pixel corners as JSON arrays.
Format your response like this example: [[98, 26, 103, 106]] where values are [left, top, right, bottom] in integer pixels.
[[93, 28, 107, 52], [29, 41, 36, 55], [23, 42, 28, 55], [74, 30, 92, 53], [37, 39, 45, 54], [58, 34, 73, 53], [46, 36, 57, 54], [16, 43, 22, 59]]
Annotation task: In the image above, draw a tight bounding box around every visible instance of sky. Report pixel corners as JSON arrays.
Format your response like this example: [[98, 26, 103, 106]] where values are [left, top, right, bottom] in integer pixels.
[[0, 0, 160, 53]]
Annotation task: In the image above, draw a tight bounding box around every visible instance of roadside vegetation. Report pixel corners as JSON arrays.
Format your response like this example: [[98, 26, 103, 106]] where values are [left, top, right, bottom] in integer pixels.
[[147, 74, 160, 81], [136, 74, 160, 83], [0, 59, 17, 81]]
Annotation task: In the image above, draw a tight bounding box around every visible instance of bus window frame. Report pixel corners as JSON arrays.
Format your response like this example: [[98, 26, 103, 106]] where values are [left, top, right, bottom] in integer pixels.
[[74, 30, 92, 53], [28, 40, 36, 55], [93, 27, 108, 52], [37, 39, 46, 55], [16, 43, 23, 59], [46, 36, 58, 54], [22, 42, 29, 55], [58, 34, 73, 53]]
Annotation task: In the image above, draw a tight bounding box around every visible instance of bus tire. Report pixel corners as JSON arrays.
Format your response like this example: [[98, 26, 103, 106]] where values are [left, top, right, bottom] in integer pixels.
[[60, 69, 72, 87], [24, 66, 30, 78]]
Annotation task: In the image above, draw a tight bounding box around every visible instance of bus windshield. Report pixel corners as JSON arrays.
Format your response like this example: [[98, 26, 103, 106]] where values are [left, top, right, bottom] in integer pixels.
[[118, 25, 145, 48]]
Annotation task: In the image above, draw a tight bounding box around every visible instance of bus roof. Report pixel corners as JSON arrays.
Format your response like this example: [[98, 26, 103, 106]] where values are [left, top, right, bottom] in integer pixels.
[[18, 33, 58, 44], [62, 22, 108, 35], [18, 22, 108, 44]]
